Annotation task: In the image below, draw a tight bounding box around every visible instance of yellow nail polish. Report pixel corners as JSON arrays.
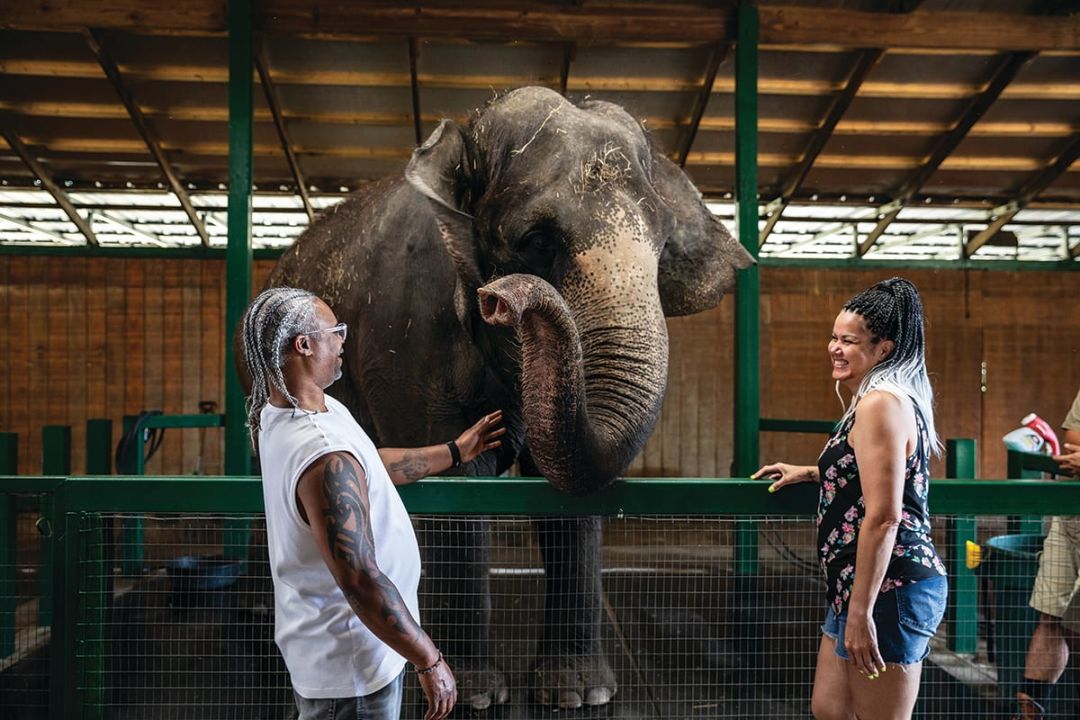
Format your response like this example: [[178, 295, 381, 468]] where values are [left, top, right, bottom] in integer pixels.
[[768, 485, 776, 493]]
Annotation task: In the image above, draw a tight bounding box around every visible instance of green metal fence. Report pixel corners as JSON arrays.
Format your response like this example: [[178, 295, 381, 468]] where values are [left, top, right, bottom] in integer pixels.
[[2, 472, 1079, 719]]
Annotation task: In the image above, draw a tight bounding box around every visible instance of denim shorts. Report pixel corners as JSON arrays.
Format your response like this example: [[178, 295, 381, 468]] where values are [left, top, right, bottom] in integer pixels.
[[293, 670, 404, 720], [821, 575, 948, 665]]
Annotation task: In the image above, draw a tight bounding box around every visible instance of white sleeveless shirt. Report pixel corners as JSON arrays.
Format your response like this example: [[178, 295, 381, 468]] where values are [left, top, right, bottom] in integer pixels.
[[258, 395, 422, 699]]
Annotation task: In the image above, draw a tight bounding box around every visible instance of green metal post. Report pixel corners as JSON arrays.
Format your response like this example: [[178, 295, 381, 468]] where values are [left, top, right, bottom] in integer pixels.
[[225, 0, 254, 561], [0, 432, 16, 656], [47, 485, 75, 720], [734, 4, 761, 577], [83, 420, 109, 718], [80, 511, 105, 720], [944, 439, 978, 654], [85, 419, 112, 475], [41, 425, 71, 476], [1007, 451, 1045, 536], [0, 431, 16, 473], [39, 426, 70, 628], [119, 415, 143, 576]]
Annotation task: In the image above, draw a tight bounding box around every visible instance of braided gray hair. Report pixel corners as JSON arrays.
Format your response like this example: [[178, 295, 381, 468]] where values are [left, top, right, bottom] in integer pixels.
[[841, 277, 941, 456], [241, 286, 320, 446]]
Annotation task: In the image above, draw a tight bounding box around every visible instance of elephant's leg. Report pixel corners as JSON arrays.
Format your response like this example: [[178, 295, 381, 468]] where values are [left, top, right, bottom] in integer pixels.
[[533, 515, 616, 709], [418, 518, 508, 710]]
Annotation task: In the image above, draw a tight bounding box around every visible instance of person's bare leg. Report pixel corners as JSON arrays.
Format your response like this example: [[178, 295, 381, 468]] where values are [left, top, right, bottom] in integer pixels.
[[1025, 614, 1070, 682], [811, 635, 856, 720], [847, 659, 922, 720]]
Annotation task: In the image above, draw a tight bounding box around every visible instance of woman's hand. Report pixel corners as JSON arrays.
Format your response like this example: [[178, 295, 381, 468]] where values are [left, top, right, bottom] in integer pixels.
[[454, 410, 506, 465], [844, 609, 886, 679], [751, 463, 818, 492]]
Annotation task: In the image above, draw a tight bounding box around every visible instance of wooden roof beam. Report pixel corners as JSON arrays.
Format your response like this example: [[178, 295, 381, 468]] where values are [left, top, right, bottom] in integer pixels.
[[0, 126, 98, 246], [559, 42, 576, 97], [82, 28, 210, 247], [677, 43, 727, 168], [407, 37, 423, 147], [966, 133, 1080, 258], [760, 49, 884, 246], [858, 50, 1037, 257], [255, 37, 314, 223], [5, 4, 1080, 51]]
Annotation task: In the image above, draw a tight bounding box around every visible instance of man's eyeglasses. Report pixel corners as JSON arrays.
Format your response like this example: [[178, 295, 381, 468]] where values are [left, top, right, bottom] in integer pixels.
[[308, 322, 347, 341]]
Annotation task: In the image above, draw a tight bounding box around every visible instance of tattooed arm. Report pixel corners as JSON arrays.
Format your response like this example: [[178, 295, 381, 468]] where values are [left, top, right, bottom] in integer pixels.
[[297, 451, 456, 720], [378, 410, 506, 485]]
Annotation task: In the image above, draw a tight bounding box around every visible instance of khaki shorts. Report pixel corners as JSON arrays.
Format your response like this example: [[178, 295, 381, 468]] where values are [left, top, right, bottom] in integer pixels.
[[1029, 516, 1080, 633]]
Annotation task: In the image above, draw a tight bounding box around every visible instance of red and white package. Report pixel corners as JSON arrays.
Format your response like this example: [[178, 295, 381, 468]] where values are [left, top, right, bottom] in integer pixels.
[[1022, 413, 1061, 455]]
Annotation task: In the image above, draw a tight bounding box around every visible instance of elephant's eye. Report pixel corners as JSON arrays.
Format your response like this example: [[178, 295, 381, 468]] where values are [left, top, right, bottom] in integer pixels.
[[518, 228, 558, 255]]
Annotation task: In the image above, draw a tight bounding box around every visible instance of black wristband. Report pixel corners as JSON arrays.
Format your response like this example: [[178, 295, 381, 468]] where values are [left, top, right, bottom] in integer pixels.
[[447, 440, 462, 467]]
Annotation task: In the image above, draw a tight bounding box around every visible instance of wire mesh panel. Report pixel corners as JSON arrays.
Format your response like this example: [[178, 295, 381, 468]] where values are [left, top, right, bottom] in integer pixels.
[[74, 513, 292, 720], [49, 510, 1080, 719], [1, 496, 52, 720]]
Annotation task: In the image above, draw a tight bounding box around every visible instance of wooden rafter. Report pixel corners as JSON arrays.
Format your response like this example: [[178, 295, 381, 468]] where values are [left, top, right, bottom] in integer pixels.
[[81, 28, 210, 247], [678, 43, 727, 168], [559, 42, 576, 97], [408, 37, 423, 146], [0, 126, 98, 246], [857, 51, 1037, 257], [759, 49, 884, 246], [2, 100, 1076, 140], [5, 57, 1080, 101], [255, 37, 314, 223], [4, 4, 1080, 51], [965, 134, 1080, 258]]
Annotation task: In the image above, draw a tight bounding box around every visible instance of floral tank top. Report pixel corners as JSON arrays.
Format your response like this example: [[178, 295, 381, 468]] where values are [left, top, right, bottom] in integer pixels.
[[816, 398, 946, 616]]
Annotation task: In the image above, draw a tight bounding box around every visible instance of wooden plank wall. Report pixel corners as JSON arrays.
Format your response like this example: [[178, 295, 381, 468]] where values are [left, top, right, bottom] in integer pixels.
[[0, 257, 1076, 480]]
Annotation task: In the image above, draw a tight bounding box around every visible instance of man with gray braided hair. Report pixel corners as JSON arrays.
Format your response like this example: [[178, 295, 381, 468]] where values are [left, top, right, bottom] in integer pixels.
[[240, 286, 505, 720]]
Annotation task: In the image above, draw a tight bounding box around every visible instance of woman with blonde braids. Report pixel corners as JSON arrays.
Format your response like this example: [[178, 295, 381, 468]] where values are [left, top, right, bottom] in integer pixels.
[[754, 277, 947, 720]]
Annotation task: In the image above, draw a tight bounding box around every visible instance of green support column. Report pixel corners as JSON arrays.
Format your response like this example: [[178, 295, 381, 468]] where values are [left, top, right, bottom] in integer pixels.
[[733, 4, 761, 576], [39, 426, 70, 628], [85, 419, 112, 475], [82, 420, 109, 718], [0, 432, 16, 657], [945, 439, 978, 654], [119, 416, 143, 576], [225, 0, 255, 562], [47, 486, 74, 720], [1006, 451, 1045, 536]]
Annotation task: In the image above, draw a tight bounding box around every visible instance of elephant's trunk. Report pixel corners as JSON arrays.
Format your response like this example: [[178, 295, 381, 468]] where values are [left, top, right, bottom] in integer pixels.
[[478, 264, 668, 496]]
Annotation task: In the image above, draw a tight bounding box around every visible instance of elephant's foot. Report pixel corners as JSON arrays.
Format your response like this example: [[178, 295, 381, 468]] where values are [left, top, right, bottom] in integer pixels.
[[532, 653, 617, 710], [450, 657, 509, 711]]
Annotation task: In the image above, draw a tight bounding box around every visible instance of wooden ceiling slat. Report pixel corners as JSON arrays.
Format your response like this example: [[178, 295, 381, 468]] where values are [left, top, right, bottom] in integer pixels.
[[858, 51, 1037, 257], [3, 100, 1074, 140], [82, 29, 210, 247], [408, 37, 423, 147], [4, 4, 1080, 51], [255, 38, 314, 223], [760, 49, 884, 246], [0, 126, 98, 245], [966, 134, 1080, 258], [677, 43, 727, 168], [4, 58, 1080, 101]]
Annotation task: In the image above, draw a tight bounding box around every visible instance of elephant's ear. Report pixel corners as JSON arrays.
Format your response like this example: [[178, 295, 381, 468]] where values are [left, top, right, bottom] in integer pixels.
[[652, 155, 755, 317], [405, 120, 483, 290]]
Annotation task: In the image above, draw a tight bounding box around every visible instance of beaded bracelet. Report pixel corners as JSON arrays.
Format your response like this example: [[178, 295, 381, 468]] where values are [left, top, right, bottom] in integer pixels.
[[446, 440, 462, 467], [416, 651, 444, 676]]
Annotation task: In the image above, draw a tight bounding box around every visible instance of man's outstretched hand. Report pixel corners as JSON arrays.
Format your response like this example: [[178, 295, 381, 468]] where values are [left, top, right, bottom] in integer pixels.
[[455, 410, 506, 465]]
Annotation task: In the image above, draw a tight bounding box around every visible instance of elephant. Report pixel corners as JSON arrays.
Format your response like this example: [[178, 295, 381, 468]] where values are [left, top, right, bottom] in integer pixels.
[[261, 86, 754, 710]]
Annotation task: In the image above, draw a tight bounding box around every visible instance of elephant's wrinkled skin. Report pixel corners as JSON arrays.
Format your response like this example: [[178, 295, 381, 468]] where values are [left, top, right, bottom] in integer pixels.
[[262, 87, 753, 709]]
